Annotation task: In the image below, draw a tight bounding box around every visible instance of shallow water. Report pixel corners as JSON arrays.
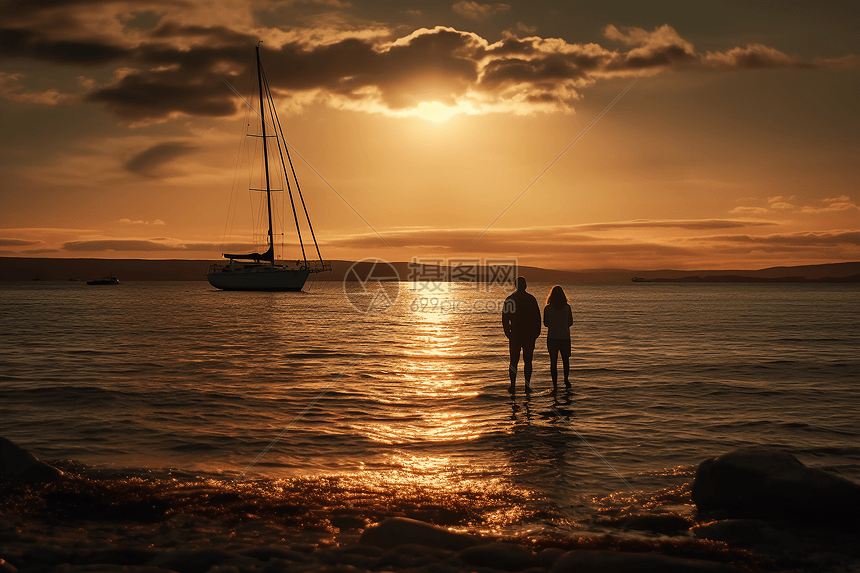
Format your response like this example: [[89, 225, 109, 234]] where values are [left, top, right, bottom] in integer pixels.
[[1, 280, 858, 534]]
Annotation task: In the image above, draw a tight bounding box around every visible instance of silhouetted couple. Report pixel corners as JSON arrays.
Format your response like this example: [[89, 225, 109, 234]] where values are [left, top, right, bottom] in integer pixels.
[[502, 277, 572, 392]]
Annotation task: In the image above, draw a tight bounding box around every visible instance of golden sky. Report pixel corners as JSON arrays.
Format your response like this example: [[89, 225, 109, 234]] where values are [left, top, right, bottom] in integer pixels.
[[1, 0, 858, 270]]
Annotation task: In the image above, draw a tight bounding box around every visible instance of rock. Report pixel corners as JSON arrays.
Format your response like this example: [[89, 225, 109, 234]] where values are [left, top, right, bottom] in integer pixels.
[[377, 543, 455, 570], [551, 549, 740, 572], [691, 448, 860, 521], [147, 548, 262, 573], [611, 513, 693, 535], [0, 437, 63, 484], [359, 517, 481, 551], [456, 543, 539, 571], [539, 547, 566, 568], [692, 519, 766, 547]]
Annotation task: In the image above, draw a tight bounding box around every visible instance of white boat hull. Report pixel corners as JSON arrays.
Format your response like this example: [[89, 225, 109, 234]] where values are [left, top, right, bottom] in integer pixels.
[[207, 265, 310, 291]]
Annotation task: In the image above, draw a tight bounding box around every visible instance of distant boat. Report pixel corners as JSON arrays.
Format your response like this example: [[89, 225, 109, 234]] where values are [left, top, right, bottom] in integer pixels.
[[87, 276, 120, 285], [631, 277, 647, 282], [207, 44, 330, 291]]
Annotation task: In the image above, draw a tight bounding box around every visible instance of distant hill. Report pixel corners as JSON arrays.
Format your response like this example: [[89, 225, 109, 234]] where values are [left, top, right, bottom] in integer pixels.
[[2, 257, 859, 284]]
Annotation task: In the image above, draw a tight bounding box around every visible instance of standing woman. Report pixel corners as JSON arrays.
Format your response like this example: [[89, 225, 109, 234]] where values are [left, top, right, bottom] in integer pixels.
[[543, 285, 573, 390]]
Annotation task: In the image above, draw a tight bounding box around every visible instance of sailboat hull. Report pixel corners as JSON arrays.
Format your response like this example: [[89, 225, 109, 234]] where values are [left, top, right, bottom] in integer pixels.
[[207, 266, 310, 291]]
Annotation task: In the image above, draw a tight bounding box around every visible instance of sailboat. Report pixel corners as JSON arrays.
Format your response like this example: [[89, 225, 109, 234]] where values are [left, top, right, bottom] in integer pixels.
[[207, 45, 331, 291]]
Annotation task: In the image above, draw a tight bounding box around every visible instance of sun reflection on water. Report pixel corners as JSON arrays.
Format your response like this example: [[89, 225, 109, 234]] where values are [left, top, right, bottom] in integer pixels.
[[353, 288, 482, 446]]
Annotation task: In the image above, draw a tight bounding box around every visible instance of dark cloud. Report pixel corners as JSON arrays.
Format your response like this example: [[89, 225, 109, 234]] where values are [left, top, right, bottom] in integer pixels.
[[3, 6, 853, 122], [0, 238, 40, 246], [87, 71, 239, 121], [124, 141, 199, 178], [0, 28, 131, 65]]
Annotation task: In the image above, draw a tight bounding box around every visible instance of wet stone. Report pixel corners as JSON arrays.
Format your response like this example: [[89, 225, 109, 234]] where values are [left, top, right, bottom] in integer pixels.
[[611, 513, 693, 535], [691, 447, 860, 522], [377, 543, 456, 570], [0, 437, 63, 485], [330, 515, 368, 530], [240, 546, 311, 563], [359, 517, 481, 551], [551, 549, 741, 573], [146, 548, 263, 573], [456, 543, 540, 572], [538, 547, 565, 569]]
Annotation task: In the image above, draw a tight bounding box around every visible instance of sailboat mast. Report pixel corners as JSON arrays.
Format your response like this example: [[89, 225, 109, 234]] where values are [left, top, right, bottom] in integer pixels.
[[256, 45, 275, 263]]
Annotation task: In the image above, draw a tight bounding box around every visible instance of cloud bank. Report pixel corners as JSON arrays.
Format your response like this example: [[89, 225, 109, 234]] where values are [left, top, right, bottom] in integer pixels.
[[1, 2, 855, 123]]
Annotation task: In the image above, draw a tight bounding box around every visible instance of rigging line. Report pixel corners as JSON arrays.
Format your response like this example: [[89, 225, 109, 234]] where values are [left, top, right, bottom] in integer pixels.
[[272, 98, 325, 263], [259, 66, 308, 264], [475, 332, 634, 491], [221, 77, 392, 248], [466, 79, 638, 251], [234, 341, 375, 482]]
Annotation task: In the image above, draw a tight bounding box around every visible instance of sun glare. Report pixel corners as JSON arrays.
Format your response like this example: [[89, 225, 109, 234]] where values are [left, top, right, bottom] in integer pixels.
[[413, 101, 461, 123]]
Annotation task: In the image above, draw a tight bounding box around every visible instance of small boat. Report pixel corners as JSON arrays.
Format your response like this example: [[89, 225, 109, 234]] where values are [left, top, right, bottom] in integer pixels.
[[207, 44, 330, 291], [87, 276, 120, 285], [631, 277, 647, 282]]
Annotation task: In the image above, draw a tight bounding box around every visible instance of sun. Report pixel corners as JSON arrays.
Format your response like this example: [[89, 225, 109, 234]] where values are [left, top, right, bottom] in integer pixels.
[[412, 101, 461, 123]]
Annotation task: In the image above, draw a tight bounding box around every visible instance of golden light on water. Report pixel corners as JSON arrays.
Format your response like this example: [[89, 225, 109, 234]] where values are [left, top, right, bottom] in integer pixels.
[[353, 288, 481, 445]]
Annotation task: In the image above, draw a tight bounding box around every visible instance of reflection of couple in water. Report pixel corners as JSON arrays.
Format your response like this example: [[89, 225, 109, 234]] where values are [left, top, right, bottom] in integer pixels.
[[502, 276, 573, 393]]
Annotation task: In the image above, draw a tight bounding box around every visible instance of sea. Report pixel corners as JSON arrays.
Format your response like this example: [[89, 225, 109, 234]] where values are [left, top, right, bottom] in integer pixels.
[[1, 279, 858, 538]]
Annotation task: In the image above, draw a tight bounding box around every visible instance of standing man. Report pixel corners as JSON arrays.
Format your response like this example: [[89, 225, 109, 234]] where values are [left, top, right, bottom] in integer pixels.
[[502, 276, 542, 392]]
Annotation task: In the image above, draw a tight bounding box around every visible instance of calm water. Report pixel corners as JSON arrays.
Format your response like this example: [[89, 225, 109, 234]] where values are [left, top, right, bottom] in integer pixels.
[[1, 280, 858, 534]]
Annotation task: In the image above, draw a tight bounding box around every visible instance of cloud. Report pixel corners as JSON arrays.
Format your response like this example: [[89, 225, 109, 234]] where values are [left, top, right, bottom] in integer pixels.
[[0, 238, 40, 246], [321, 219, 778, 252], [732, 195, 858, 216], [63, 239, 181, 252], [1, 3, 855, 122], [728, 206, 771, 216], [701, 44, 808, 70], [124, 142, 199, 177], [813, 54, 860, 69], [800, 196, 859, 214], [572, 219, 776, 231], [705, 230, 860, 247], [118, 218, 166, 225], [452, 1, 511, 21], [0, 26, 132, 65], [0, 71, 76, 105], [62, 238, 221, 252]]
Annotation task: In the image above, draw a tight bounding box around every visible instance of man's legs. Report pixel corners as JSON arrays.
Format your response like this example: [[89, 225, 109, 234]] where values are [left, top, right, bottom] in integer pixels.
[[508, 338, 520, 388], [522, 339, 535, 391]]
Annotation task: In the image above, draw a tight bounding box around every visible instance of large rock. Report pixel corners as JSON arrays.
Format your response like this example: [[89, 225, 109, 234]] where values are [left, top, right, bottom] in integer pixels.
[[551, 549, 739, 572], [691, 448, 860, 521], [0, 437, 63, 484], [359, 517, 481, 551]]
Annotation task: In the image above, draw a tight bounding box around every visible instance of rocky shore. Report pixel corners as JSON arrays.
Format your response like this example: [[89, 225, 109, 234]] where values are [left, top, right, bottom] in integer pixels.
[[2, 438, 859, 573]]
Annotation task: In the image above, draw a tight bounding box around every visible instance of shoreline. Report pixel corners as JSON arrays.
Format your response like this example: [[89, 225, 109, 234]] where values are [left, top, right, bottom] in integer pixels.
[[3, 256, 859, 283], [2, 441, 859, 572]]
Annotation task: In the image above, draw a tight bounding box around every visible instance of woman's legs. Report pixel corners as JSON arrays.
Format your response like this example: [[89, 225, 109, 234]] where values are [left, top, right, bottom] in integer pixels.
[[561, 339, 571, 387]]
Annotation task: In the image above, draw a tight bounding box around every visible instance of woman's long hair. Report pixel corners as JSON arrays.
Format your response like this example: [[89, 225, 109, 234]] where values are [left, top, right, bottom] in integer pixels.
[[546, 285, 568, 308]]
